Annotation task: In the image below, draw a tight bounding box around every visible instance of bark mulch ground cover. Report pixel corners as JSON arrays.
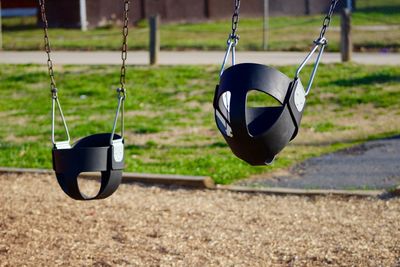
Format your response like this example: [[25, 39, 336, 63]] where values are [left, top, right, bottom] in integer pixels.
[[0, 173, 399, 266]]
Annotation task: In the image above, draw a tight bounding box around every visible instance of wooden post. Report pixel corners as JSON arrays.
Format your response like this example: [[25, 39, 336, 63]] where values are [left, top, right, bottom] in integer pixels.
[[140, 0, 146, 19], [204, 0, 211, 19], [305, 0, 310, 15], [149, 15, 160, 66], [340, 8, 352, 62], [262, 0, 269, 50], [0, 0, 3, 50]]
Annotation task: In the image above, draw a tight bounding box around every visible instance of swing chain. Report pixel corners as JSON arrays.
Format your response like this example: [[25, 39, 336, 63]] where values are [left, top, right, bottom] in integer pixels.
[[118, 0, 130, 100], [220, 0, 241, 76], [295, 0, 339, 96], [39, 0, 57, 99], [39, 0, 130, 146], [39, 0, 71, 146], [229, 0, 241, 44], [111, 0, 130, 144], [318, 0, 340, 41]]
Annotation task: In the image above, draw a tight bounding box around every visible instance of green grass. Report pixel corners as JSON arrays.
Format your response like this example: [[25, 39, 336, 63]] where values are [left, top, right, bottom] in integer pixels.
[[1, 0, 400, 52], [0, 63, 399, 184]]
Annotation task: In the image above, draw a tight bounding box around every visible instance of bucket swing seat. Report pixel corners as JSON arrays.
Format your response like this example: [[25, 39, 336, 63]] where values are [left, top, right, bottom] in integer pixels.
[[214, 0, 339, 165], [39, 0, 131, 200]]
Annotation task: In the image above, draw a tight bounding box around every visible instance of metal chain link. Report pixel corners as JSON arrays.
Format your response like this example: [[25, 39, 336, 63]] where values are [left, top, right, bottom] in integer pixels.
[[296, 0, 340, 96], [38, 0, 57, 98], [118, 0, 130, 99], [230, 0, 240, 42], [39, 0, 130, 144], [219, 0, 241, 75], [113, 0, 130, 142], [228, 0, 337, 45], [226, 0, 241, 47], [39, 0, 130, 100], [317, 0, 340, 42]]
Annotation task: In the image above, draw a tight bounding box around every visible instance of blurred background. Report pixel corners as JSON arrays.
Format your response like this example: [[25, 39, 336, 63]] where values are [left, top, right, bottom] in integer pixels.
[[0, 0, 399, 52]]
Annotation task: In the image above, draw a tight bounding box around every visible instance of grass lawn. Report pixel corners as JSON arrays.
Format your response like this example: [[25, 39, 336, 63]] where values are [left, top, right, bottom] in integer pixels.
[[0, 63, 399, 184], [1, 0, 400, 52]]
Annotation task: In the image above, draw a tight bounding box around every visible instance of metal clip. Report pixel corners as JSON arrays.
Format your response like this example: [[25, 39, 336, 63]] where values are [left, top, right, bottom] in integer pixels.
[[116, 87, 126, 100], [295, 37, 327, 96], [51, 87, 58, 99], [110, 89, 125, 145], [52, 94, 71, 148], [220, 35, 240, 77]]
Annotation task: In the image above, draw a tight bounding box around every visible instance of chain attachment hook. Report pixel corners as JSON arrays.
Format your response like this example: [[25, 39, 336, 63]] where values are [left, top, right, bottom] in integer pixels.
[[110, 88, 126, 145], [295, 37, 328, 96], [220, 0, 241, 77], [220, 34, 240, 77], [295, 0, 339, 96], [51, 91, 71, 148]]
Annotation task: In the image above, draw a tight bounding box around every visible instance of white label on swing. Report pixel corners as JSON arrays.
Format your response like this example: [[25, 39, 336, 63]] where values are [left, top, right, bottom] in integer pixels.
[[113, 139, 124, 162], [294, 82, 306, 112]]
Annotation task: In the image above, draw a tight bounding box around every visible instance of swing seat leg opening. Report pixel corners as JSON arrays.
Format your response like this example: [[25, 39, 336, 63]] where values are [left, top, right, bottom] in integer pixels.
[[55, 170, 122, 201], [52, 133, 124, 201]]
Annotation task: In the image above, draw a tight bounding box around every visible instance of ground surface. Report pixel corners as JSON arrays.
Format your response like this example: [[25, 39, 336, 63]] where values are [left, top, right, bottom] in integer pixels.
[[240, 136, 400, 190], [1, 51, 399, 66], [0, 173, 399, 266]]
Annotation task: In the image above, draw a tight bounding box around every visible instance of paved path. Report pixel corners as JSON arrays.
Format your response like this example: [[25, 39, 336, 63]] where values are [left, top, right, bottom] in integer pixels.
[[0, 51, 399, 65], [239, 136, 400, 190]]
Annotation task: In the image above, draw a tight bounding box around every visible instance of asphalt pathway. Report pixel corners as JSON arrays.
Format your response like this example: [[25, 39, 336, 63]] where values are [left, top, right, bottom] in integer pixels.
[[240, 136, 400, 190], [0, 51, 399, 65]]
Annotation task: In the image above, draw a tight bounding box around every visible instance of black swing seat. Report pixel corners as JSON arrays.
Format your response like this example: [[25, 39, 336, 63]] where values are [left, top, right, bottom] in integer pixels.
[[52, 133, 124, 200], [214, 63, 306, 166]]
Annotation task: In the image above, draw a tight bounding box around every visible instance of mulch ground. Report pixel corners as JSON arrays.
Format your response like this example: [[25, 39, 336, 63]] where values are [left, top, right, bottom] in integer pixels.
[[0, 173, 399, 266]]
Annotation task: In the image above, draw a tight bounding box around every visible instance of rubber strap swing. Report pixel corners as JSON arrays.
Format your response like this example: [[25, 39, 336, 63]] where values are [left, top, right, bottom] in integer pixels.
[[39, 0, 131, 200], [214, 0, 340, 166]]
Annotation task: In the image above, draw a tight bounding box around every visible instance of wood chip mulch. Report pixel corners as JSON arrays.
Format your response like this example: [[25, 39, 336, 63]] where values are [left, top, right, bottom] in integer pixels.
[[0, 173, 399, 266]]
